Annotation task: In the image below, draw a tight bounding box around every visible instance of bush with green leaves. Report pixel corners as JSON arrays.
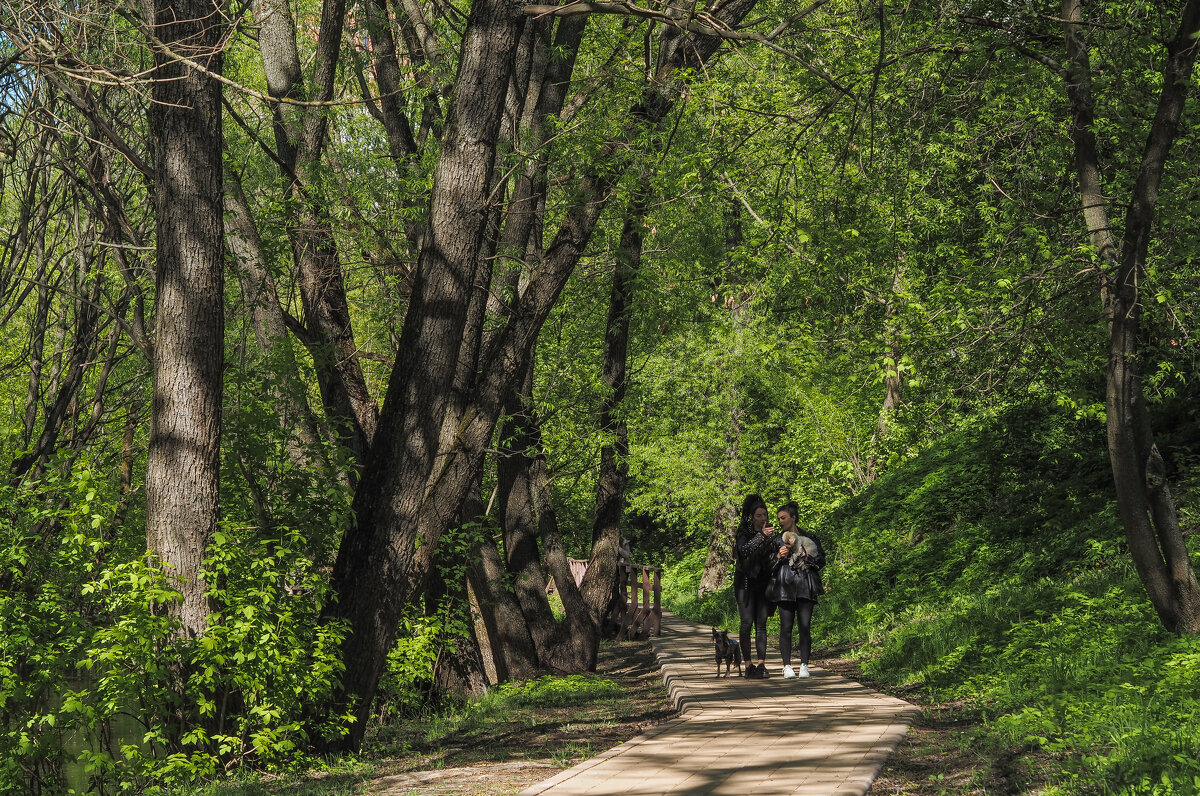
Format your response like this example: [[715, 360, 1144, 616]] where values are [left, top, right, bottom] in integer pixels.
[[0, 461, 351, 795]]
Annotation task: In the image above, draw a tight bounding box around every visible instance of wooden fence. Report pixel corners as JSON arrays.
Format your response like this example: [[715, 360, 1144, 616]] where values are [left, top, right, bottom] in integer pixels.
[[557, 558, 662, 640]]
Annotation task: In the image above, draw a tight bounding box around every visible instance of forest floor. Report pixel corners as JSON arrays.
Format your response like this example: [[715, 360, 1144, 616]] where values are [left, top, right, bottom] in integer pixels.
[[250, 638, 676, 796], [361, 637, 675, 795]]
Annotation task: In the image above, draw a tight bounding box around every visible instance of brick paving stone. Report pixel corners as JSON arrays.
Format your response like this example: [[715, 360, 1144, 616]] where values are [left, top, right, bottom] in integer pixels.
[[518, 612, 916, 796]]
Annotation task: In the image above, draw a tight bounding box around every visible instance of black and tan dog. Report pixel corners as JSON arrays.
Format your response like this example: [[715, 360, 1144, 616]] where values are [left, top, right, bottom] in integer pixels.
[[711, 628, 743, 678]]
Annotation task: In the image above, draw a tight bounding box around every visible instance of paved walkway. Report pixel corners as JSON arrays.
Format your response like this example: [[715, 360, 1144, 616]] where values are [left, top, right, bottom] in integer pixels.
[[518, 612, 917, 796]]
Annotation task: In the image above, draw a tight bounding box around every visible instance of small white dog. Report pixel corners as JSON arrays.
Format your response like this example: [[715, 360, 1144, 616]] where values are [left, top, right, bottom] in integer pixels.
[[781, 531, 818, 568]]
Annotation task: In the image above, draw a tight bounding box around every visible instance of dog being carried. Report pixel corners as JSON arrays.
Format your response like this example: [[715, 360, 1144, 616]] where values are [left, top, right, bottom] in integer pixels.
[[711, 627, 743, 678]]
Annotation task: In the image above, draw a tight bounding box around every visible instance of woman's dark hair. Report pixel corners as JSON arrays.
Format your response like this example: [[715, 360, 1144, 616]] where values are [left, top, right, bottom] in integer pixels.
[[738, 493, 767, 532], [777, 501, 799, 521]]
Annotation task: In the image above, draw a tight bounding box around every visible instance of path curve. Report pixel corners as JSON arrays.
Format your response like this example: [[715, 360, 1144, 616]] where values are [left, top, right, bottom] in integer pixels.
[[519, 612, 916, 796]]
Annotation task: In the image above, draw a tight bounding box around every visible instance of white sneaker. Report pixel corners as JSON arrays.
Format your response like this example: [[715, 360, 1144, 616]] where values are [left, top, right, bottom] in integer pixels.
[[782, 665, 796, 679], [797, 664, 811, 678]]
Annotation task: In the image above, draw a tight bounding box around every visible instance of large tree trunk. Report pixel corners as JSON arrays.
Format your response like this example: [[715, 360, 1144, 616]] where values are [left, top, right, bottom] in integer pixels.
[[466, 532, 540, 682], [580, 187, 647, 627], [1062, 0, 1200, 633], [497, 369, 563, 664], [325, 0, 530, 748], [497, 363, 597, 672], [141, 0, 228, 636]]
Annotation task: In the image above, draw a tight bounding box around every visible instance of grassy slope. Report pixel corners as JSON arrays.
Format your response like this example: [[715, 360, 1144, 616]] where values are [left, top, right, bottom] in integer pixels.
[[665, 400, 1200, 795]]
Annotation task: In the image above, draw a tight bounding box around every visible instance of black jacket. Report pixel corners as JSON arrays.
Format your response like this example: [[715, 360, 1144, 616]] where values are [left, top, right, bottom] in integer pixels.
[[768, 530, 826, 603], [734, 526, 773, 584]]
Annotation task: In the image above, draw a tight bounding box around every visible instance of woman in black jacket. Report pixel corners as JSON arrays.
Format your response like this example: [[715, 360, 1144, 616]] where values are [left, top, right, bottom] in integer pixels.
[[734, 494, 775, 678], [768, 501, 826, 679]]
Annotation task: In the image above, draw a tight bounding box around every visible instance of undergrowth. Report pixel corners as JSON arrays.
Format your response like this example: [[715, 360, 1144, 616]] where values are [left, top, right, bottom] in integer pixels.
[[664, 398, 1200, 795]]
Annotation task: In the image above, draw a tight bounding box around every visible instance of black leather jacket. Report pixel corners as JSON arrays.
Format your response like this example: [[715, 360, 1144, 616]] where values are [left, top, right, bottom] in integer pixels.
[[768, 530, 826, 602]]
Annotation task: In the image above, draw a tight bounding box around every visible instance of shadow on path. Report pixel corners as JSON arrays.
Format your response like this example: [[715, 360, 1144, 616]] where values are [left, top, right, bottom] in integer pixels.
[[519, 612, 917, 796]]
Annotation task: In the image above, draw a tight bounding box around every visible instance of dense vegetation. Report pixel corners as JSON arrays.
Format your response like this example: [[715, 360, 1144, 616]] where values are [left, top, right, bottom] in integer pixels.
[[2, 0, 1200, 792], [669, 397, 1200, 793]]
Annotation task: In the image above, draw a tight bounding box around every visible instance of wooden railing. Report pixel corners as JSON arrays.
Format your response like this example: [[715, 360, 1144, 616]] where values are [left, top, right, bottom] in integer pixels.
[[609, 563, 662, 639], [557, 558, 662, 640]]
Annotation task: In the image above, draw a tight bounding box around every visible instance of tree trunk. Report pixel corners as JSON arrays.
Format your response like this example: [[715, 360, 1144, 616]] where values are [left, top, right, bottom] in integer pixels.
[[863, 265, 905, 485], [461, 479, 539, 682], [253, 0, 380, 466], [466, 532, 540, 682], [225, 167, 329, 477], [142, 0, 228, 636], [580, 187, 647, 627], [496, 373, 562, 665], [1062, 0, 1200, 633], [325, 0, 530, 748], [426, 543, 490, 702], [698, 199, 747, 597]]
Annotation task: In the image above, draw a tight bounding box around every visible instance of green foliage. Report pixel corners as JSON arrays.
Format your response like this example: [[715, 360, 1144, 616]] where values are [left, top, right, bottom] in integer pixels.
[[373, 519, 490, 719], [367, 673, 624, 757], [660, 548, 739, 630], [818, 398, 1200, 793], [0, 463, 351, 794]]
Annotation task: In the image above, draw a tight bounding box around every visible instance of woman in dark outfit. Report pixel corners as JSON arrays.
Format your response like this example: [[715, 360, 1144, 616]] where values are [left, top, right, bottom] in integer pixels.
[[768, 501, 826, 678], [734, 494, 775, 678]]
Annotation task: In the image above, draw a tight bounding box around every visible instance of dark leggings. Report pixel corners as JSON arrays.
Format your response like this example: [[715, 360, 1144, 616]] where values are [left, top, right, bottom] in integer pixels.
[[778, 599, 815, 666], [736, 579, 769, 661]]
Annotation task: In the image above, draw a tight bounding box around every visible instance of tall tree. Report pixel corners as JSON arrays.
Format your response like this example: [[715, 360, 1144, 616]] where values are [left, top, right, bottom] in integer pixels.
[[141, 0, 229, 634], [326, 0, 763, 748], [1060, 0, 1200, 633]]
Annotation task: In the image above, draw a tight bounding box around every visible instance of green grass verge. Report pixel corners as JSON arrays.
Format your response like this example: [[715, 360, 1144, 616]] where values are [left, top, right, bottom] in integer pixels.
[[664, 399, 1200, 795]]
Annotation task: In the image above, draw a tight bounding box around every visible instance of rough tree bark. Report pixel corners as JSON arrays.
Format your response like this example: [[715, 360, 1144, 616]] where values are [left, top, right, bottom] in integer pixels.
[[141, 0, 228, 635], [1062, 0, 1200, 633], [498, 362, 598, 671]]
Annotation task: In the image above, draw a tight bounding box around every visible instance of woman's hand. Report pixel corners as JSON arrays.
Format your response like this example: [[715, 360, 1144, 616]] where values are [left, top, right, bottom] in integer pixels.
[[777, 545, 790, 559]]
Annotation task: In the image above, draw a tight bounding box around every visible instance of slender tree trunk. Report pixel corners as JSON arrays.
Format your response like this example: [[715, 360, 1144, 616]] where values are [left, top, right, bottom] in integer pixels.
[[1062, 0, 1200, 633], [142, 0, 228, 636], [225, 167, 329, 475], [698, 200, 746, 596], [528, 415, 598, 671], [864, 265, 905, 484], [21, 243, 52, 450], [580, 187, 647, 627], [461, 478, 539, 682], [253, 0, 379, 465]]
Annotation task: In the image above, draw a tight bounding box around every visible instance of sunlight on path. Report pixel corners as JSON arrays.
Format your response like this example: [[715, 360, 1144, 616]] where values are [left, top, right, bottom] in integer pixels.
[[518, 612, 917, 796]]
